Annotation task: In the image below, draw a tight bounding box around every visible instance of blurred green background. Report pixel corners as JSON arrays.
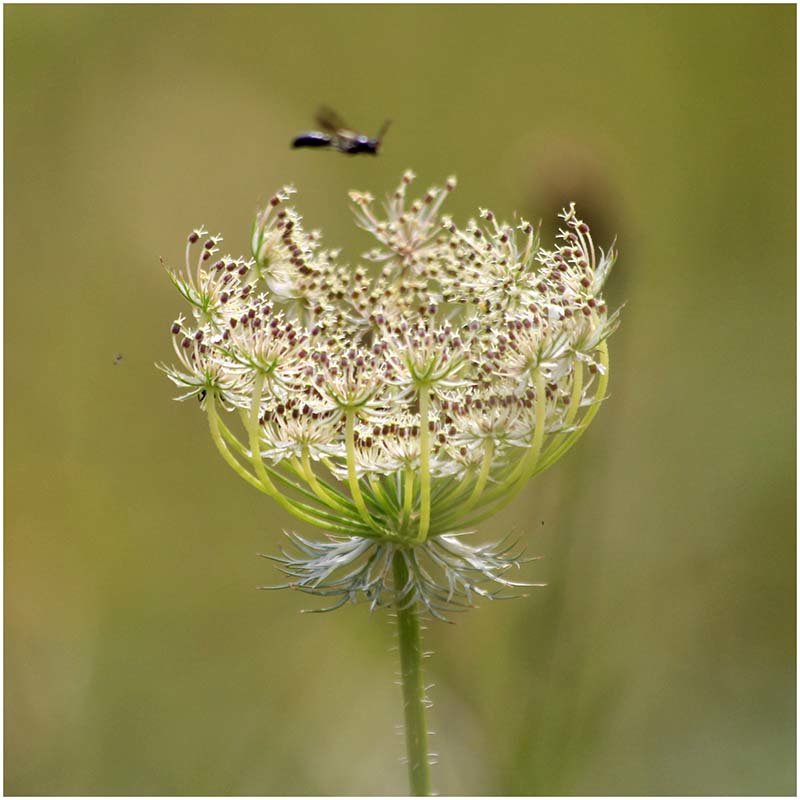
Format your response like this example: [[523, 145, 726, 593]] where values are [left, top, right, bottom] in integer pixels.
[[5, 4, 795, 795]]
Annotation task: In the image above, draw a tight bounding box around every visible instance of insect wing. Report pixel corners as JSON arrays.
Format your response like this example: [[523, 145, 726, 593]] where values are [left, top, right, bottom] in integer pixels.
[[315, 105, 350, 135], [375, 119, 392, 143]]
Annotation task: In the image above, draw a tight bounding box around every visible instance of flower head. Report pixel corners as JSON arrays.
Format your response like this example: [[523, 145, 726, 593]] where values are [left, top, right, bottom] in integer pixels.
[[160, 173, 619, 618]]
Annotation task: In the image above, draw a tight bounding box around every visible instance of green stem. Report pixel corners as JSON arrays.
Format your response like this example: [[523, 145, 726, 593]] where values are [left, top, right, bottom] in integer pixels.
[[402, 467, 414, 529], [434, 343, 612, 533], [415, 387, 432, 543], [393, 552, 432, 796], [368, 474, 395, 513], [345, 409, 382, 533], [463, 438, 494, 510], [298, 450, 354, 515], [208, 396, 375, 536]]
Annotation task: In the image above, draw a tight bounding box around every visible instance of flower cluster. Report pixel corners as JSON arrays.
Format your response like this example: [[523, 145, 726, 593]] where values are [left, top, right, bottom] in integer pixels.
[[161, 172, 619, 618]]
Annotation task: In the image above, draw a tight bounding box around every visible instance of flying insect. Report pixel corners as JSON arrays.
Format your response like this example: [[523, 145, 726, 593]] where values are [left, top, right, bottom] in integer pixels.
[[291, 107, 391, 156]]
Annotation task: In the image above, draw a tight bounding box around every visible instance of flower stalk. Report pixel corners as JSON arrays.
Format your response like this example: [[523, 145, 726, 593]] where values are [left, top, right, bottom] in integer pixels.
[[393, 552, 432, 796], [415, 386, 432, 543], [160, 172, 620, 793]]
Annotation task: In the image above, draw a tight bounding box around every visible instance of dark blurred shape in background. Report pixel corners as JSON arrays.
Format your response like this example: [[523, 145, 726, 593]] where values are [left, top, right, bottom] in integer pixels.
[[529, 140, 622, 245]]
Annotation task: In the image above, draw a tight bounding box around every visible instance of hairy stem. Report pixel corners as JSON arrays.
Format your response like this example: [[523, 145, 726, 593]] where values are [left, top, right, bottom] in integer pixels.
[[393, 552, 432, 796]]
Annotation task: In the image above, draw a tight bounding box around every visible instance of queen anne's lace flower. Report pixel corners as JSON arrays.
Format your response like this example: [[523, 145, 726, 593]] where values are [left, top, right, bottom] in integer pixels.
[[160, 172, 619, 619]]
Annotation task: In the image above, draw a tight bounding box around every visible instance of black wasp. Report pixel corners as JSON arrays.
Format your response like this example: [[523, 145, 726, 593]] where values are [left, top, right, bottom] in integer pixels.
[[292, 107, 391, 156]]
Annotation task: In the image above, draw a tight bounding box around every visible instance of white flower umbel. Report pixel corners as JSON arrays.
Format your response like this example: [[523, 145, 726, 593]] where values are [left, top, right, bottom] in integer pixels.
[[160, 173, 620, 795]]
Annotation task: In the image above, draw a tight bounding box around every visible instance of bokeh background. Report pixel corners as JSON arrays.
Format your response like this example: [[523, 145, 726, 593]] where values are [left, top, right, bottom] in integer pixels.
[[5, 4, 795, 795]]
